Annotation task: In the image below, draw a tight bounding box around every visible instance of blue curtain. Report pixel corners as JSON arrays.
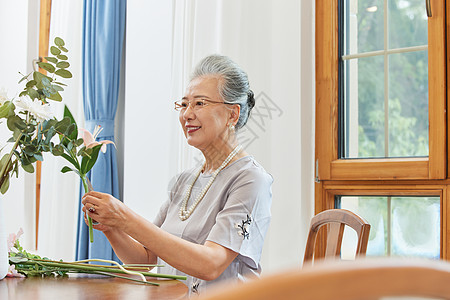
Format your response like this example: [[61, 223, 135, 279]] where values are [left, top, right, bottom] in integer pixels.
[[76, 0, 126, 262]]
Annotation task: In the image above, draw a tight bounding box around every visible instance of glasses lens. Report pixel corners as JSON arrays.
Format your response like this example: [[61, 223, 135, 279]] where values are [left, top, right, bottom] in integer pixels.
[[174, 100, 187, 111]]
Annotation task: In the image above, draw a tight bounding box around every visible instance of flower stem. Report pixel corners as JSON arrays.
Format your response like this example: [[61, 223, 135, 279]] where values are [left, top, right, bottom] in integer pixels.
[[13, 259, 187, 280], [0, 133, 23, 190], [81, 174, 94, 243]]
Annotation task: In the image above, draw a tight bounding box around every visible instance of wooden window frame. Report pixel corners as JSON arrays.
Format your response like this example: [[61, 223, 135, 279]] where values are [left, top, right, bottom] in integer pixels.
[[315, 0, 446, 181], [317, 180, 447, 258], [315, 0, 448, 259]]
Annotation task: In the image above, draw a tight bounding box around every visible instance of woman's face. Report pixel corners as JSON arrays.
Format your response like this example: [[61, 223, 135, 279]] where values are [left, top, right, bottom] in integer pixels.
[[179, 76, 235, 151]]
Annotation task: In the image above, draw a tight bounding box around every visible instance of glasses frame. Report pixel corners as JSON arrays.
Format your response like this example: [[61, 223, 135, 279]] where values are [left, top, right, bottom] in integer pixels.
[[174, 98, 235, 111]]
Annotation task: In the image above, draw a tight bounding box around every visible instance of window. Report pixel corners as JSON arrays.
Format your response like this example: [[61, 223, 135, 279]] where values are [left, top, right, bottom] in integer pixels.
[[315, 0, 448, 259], [342, 0, 429, 159]]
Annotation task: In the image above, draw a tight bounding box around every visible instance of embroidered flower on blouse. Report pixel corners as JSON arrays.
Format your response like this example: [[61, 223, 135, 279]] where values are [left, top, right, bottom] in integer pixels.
[[192, 280, 200, 294], [235, 214, 252, 239]]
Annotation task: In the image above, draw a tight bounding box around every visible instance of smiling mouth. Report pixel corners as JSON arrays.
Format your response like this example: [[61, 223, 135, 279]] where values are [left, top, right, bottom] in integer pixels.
[[187, 126, 201, 134]]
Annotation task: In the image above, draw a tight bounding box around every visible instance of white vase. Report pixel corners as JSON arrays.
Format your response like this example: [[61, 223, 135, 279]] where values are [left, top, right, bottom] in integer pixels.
[[0, 199, 8, 280]]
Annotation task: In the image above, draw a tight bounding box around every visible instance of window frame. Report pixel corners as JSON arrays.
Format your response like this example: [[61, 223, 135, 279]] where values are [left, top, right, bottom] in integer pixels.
[[316, 181, 446, 258], [314, 0, 449, 260], [315, 0, 446, 181]]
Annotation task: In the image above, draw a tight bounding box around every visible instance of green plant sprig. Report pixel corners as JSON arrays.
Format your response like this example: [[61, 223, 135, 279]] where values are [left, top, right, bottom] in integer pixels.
[[9, 239, 187, 285], [18, 37, 72, 103]]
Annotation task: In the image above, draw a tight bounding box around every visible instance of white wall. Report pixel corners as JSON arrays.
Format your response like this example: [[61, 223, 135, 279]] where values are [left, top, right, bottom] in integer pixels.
[[124, 0, 315, 273]]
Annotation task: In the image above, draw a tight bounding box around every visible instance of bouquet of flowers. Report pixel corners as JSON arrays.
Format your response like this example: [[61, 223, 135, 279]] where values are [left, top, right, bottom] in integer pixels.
[[0, 37, 111, 243], [0, 37, 72, 194]]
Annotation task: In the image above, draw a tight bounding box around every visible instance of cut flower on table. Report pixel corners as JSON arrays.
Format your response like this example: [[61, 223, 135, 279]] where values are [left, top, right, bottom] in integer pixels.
[[7, 229, 187, 284]]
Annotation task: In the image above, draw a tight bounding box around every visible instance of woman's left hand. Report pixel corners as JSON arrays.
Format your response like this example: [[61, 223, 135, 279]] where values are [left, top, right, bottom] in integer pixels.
[[81, 191, 128, 230]]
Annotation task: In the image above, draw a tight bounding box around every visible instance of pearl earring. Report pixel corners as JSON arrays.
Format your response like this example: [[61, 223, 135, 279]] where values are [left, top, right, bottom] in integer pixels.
[[229, 123, 235, 131]]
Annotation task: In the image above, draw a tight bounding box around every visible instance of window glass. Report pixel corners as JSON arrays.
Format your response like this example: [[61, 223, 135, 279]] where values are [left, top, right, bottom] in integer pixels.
[[337, 196, 440, 259], [342, 0, 428, 158], [389, 0, 428, 48]]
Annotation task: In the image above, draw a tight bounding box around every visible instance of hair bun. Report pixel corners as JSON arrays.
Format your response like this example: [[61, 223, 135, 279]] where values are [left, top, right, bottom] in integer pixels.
[[247, 90, 255, 110]]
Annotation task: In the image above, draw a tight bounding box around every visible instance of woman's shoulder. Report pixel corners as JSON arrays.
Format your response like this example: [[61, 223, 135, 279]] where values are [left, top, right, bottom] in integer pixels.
[[168, 165, 202, 190], [227, 156, 273, 184]]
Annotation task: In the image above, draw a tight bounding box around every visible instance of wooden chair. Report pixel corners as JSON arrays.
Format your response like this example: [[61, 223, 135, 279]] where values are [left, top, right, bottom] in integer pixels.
[[196, 258, 450, 300], [303, 209, 371, 264]]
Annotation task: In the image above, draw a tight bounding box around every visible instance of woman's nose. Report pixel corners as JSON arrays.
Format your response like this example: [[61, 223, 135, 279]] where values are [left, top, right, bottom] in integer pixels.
[[182, 104, 195, 119]]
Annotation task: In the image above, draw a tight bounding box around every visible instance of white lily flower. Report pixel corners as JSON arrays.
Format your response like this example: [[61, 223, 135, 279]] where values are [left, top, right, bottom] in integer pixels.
[[15, 96, 54, 122]]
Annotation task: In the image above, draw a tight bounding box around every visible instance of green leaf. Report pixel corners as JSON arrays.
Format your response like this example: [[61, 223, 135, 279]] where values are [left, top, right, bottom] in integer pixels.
[[9, 256, 28, 264], [61, 153, 80, 170], [21, 163, 34, 173], [0, 176, 9, 194], [54, 82, 67, 87], [33, 152, 43, 161], [33, 71, 52, 89], [47, 91, 62, 102], [61, 166, 73, 173], [0, 101, 15, 118], [50, 46, 61, 55], [56, 54, 68, 61], [81, 144, 102, 174], [56, 61, 70, 68], [0, 154, 9, 170], [55, 69, 72, 78], [18, 72, 31, 84], [65, 123, 76, 138], [37, 62, 55, 73], [54, 37, 65, 47], [61, 166, 80, 176], [64, 105, 76, 124], [26, 80, 37, 88], [27, 88, 40, 100], [41, 76, 52, 88], [41, 119, 57, 132], [23, 145, 37, 155], [51, 145, 64, 156], [74, 138, 84, 147], [52, 85, 64, 92], [44, 57, 58, 64], [59, 46, 68, 53], [7, 115, 26, 131], [44, 127, 56, 144], [55, 117, 71, 134]]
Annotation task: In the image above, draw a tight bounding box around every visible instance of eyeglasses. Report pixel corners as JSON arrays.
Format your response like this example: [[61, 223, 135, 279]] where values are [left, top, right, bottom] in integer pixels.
[[174, 98, 234, 111]]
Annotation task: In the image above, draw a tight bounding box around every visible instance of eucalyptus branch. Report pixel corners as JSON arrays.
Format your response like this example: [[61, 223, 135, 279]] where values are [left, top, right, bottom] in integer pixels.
[[0, 132, 24, 188]]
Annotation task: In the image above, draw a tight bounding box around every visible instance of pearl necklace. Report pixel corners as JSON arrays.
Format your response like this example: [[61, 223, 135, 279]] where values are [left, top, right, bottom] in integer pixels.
[[179, 145, 243, 221]]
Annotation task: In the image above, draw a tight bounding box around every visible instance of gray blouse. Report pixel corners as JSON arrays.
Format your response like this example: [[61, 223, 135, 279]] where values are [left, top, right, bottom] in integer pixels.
[[153, 156, 273, 295]]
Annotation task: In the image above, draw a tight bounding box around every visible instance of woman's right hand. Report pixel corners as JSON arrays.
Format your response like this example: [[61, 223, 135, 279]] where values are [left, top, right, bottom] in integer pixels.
[[81, 191, 130, 231], [82, 206, 113, 232]]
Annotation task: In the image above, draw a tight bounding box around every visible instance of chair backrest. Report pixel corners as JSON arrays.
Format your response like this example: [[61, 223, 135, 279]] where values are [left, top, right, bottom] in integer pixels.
[[196, 258, 450, 300], [303, 209, 371, 264]]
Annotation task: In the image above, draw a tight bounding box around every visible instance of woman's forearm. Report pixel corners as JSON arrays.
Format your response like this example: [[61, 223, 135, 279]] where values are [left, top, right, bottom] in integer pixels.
[[122, 209, 237, 281], [103, 228, 158, 265]]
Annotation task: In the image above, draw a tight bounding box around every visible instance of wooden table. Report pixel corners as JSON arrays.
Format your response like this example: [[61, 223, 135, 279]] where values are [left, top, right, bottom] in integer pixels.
[[0, 274, 188, 300]]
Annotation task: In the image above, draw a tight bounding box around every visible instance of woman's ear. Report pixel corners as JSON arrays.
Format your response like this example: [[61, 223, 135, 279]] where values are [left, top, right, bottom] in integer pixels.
[[229, 104, 241, 125]]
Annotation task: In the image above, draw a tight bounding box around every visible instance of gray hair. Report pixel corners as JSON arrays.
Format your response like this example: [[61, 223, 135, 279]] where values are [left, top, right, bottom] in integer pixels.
[[190, 54, 255, 129]]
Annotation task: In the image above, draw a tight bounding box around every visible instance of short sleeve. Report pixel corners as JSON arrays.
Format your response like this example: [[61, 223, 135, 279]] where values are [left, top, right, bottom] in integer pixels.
[[206, 167, 273, 269], [153, 199, 170, 227], [153, 172, 185, 227]]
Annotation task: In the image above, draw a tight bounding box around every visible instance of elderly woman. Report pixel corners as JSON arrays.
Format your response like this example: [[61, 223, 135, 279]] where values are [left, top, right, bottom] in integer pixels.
[[81, 54, 273, 294]]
